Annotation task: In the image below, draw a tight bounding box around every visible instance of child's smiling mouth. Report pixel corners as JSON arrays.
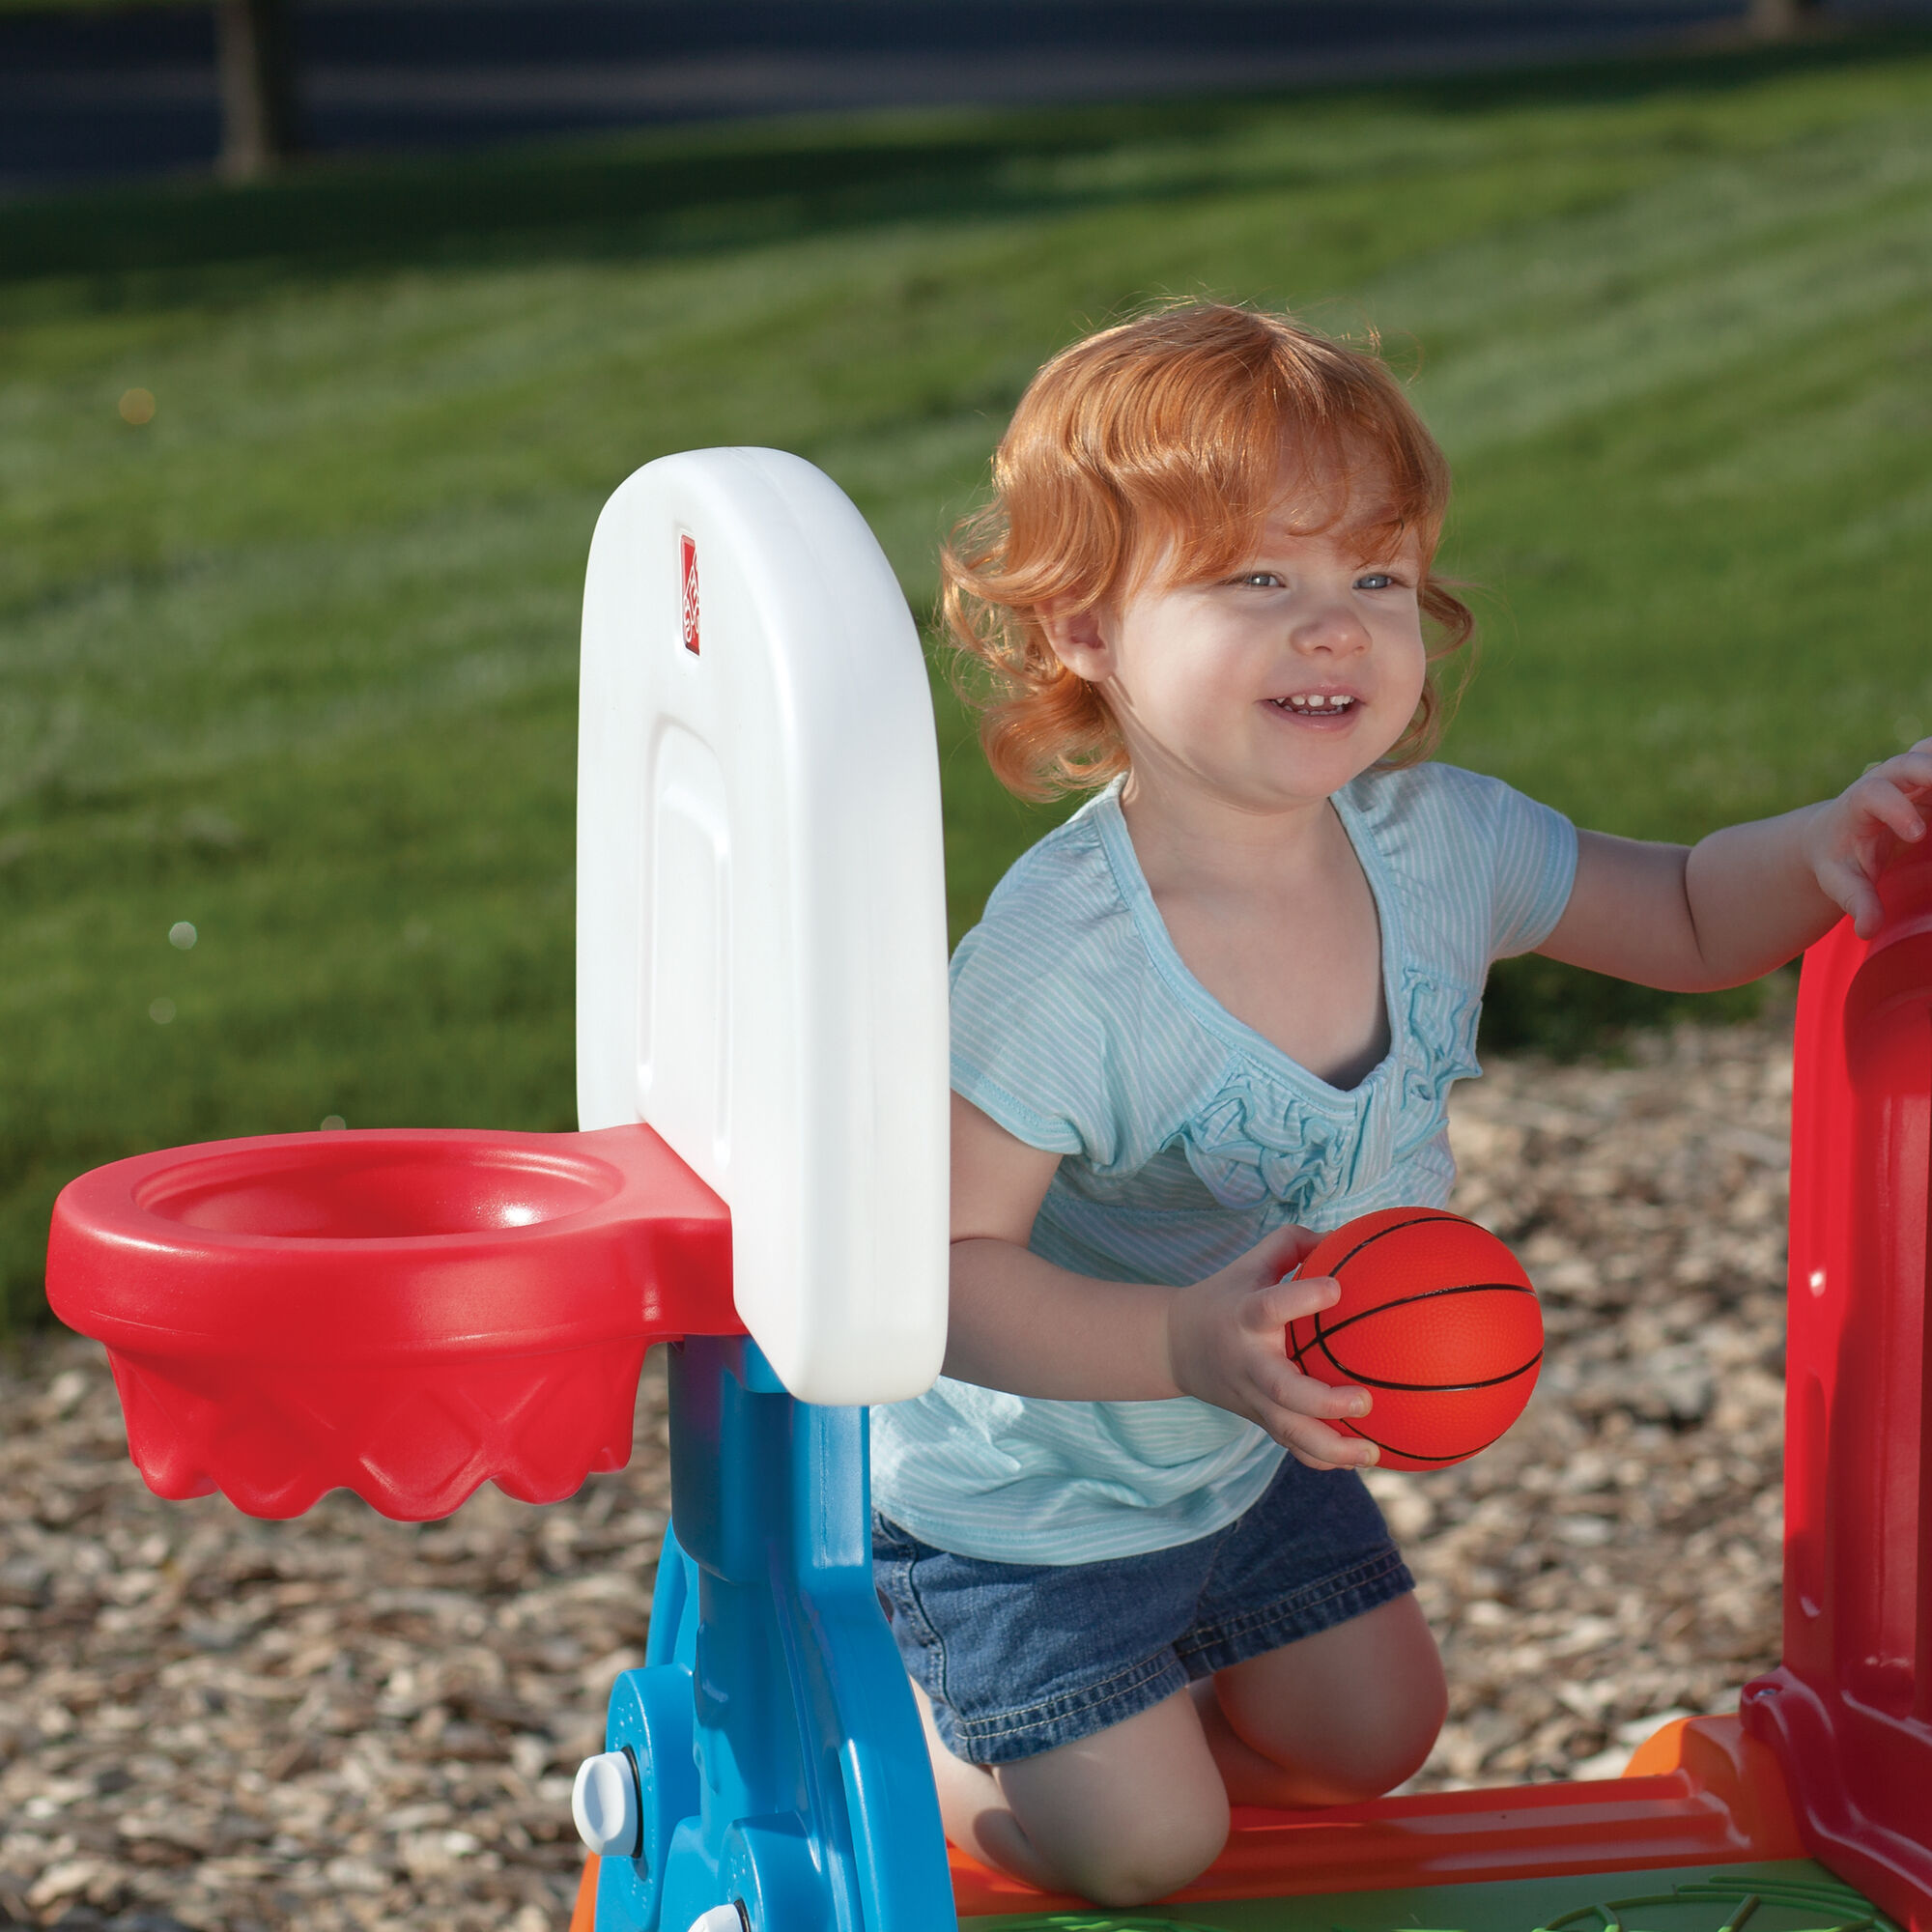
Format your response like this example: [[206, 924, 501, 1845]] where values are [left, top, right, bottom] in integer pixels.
[[1269, 692, 1360, 719]]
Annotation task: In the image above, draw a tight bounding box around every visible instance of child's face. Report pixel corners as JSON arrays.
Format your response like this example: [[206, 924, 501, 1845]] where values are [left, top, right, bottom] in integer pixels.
[[1046, 484, 1430, 819]]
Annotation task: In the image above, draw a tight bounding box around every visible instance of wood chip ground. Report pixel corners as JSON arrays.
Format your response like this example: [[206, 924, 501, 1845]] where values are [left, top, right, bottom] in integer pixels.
[[0, 1015, 1796, 1929]]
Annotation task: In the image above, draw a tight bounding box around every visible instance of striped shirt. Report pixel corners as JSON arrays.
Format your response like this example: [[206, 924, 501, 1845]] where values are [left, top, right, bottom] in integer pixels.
[[871, 761, 1577, 1565]]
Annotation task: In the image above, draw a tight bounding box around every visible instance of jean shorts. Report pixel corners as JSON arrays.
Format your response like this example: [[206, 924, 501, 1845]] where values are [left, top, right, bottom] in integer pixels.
[[871, 1455, 1412, 1766]]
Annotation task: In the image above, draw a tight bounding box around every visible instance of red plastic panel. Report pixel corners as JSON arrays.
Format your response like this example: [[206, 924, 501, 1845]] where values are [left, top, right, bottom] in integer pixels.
[[1741, 835, 1932, 1932], [48, 1122, 737, 1520]]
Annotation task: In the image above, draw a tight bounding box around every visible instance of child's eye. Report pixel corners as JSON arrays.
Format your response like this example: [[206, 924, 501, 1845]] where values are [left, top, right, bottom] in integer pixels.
[[1354, 571, 1398, 590], [1236, 572, 1283, 588]]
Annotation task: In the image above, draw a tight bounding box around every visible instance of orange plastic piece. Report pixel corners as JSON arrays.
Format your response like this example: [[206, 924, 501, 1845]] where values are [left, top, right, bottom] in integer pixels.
[[569, 1853, 599, 1932], [566, 1715, 1798, 1927], [947, 1714, 1801, 1918]]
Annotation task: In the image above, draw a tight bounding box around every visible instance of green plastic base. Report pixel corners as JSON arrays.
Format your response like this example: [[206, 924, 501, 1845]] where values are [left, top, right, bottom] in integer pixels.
[[960, 1859, 1889, 1932]]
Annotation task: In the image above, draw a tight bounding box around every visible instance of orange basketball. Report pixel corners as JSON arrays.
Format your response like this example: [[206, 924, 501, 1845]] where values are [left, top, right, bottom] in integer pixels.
[[1286, 1207, 1542, 1471]]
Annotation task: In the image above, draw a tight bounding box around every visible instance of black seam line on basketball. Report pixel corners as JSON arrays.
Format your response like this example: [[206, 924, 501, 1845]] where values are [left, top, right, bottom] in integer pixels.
[[1320, 1210, 1464, 1278], [1320, 1351, 1544, 1395], [1308, 1281, 1539, 1350], [1351, 1418, 1519, 1463], [1313, 1330, 1539, 1391]]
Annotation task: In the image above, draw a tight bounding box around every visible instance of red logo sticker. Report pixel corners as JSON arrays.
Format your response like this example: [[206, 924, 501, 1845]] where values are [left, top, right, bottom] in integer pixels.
[[679, 533, 700, 656]]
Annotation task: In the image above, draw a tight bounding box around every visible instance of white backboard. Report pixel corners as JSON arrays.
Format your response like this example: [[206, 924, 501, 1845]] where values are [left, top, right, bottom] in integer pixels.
[[577, 449, 949, 1405]]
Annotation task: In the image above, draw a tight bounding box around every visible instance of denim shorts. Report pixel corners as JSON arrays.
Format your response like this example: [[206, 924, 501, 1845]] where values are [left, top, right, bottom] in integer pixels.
[[871, 1456, 1412, 1766]]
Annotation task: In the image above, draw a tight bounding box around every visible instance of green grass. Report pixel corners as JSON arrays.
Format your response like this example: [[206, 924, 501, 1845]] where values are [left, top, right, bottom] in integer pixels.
[[5, 35, 1932, 1327]]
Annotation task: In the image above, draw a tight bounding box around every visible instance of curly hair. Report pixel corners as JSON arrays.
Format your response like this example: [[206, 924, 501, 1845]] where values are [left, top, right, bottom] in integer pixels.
[[941, 302, 1476, 801]]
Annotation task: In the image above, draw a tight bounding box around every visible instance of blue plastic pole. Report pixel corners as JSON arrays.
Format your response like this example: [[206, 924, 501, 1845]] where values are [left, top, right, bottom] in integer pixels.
[[593, 1338, 956, 1932]]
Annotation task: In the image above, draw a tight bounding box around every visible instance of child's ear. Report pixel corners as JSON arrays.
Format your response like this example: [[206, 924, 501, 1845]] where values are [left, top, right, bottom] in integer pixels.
[[1037, 602, 1114, 683]]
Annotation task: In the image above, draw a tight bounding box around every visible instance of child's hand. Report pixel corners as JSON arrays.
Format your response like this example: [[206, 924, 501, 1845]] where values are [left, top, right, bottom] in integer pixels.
[[1165, 1223, 1377, 1471], [1803, 738, 1932, 940]]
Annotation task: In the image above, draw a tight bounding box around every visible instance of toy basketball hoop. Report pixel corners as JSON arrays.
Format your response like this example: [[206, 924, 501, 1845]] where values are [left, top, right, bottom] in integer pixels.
[[47, 1122, 734, 1519], [49, 446, 957, 1932], [50, 448, 950, 1509]]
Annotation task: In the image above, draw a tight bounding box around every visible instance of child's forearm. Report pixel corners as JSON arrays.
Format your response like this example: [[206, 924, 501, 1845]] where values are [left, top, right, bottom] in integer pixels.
[[1548, 810, 1840, 993], [1548, 746, 1931, 989], [946, 1236, 1184, 1400], [946, 1222, 1377, 1464], [1680, 805, 1842, 987]]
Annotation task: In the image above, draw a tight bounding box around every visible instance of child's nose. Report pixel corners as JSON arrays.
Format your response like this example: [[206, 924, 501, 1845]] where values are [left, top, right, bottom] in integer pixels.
[[1292, 601, 1370, 652]]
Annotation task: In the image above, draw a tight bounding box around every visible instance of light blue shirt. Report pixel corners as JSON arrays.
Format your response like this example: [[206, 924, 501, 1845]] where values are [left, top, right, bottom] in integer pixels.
[[871, 761, 1577, 1565]]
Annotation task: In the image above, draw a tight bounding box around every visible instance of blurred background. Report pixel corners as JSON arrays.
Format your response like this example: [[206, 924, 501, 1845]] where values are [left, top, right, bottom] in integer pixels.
[[3, 0, 1919, 190], [3, 0, 1931, 1330]]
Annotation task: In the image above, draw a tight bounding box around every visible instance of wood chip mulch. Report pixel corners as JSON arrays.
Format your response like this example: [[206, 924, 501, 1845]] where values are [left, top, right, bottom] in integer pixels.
[[0, 1013, 1796, 1928]]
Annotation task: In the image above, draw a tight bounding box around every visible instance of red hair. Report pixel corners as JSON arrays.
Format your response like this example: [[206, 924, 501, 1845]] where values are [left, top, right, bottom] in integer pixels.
[[941, 303, 1476, 800]]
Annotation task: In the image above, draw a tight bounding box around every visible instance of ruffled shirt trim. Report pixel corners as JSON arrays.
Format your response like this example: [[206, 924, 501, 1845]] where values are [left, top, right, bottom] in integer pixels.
[[1087, 785, 1481, 1227]]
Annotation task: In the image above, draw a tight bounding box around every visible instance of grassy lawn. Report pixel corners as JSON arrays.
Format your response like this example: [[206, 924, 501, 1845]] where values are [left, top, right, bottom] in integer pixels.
[[4, 35, 1931, 1328]]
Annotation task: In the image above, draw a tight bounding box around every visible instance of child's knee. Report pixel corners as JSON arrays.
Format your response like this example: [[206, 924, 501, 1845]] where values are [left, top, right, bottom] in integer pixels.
[[1040, 1792, 1229, 1908], [998, 1695, 1231, 1906], [1335, 1649, 1446, 1798], [1214, 1595, 1448, 1802], [1327, 1681, 1445, 1798]]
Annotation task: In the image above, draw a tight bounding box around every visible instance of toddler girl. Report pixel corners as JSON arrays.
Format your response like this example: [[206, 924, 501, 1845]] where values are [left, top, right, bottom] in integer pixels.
[[868, 302, 1930, 1908]]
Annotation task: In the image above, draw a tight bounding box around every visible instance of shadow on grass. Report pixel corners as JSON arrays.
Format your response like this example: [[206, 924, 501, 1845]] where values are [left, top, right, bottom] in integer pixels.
[[3, 28, 1927, 292]]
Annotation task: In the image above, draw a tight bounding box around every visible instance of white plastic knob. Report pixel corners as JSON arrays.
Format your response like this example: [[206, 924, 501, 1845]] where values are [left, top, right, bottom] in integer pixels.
[[686, 1909, 746, 1932], [572, 1750, 640, 1858]]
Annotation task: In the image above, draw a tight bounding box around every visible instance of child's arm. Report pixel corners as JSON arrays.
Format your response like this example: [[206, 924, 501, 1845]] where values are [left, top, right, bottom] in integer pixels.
[[948, 1093, 1378, 1469], [1537, 741, 1932, 988]]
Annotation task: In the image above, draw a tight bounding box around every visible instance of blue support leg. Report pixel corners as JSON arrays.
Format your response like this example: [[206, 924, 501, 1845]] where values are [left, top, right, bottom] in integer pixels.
[[593, 1337, 955, 1932]]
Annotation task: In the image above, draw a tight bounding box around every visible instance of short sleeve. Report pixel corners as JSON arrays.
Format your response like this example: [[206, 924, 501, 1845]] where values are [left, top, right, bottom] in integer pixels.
[[950, 913, 1091, 1156], [947, 810, 1153, 1161], [1487, 782, 1579, 960]]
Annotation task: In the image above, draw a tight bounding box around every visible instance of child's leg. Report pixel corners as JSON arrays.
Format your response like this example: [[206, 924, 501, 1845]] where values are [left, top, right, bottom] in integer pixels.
[[1192, 1594, 1446, 1805], [914, 1593, 1440, 1903], [914, 1679, 1232, 1908], [878, 1461, 1438, 1906]]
